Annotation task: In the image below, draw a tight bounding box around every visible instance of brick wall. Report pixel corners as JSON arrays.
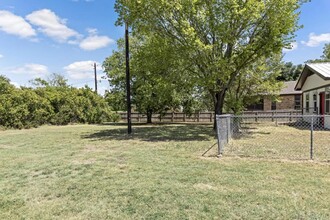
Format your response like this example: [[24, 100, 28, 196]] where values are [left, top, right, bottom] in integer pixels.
[[277, 95, 296, 110], [263, 99, 272, 111], [264, 95, 301, 111]]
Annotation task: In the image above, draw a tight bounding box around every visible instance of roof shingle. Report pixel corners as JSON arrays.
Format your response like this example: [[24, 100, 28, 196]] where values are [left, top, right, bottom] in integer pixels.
[[280, 81, 301, 95]]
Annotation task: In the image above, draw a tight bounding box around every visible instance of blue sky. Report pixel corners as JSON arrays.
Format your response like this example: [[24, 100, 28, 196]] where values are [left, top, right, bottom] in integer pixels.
[[0, 0, 329, 94], [283, 0, 330, 64]]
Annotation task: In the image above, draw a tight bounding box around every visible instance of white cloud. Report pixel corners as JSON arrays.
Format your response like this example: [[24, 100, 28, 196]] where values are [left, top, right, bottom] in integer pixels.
[[64, 61, 102, 79], [283, 42, 298, 52], [26, 9, 80, 43], [0, 54, 3, 58], [302, 33, 330, 47], [10, 63, 49, 77], [10, 81, 20, 88], [0, 10, 36, 38], [79, 36, 114, 50], [86, 28, 98, 35], [79, 28, 114, 50]]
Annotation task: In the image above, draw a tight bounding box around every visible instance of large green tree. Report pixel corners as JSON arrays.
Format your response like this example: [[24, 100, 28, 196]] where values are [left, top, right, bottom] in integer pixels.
[[115, 0, 306, 127], [103, 37, 197, 123]]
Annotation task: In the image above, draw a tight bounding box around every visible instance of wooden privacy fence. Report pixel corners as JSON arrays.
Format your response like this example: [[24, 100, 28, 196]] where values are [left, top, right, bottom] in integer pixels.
[[118, 112, 214, 123], [117, 110, 302, 123]]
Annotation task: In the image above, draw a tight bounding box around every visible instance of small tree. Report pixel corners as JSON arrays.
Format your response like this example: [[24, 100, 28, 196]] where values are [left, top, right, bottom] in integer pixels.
[[103, 37, 193, 123], [225, 55, 283, 114]]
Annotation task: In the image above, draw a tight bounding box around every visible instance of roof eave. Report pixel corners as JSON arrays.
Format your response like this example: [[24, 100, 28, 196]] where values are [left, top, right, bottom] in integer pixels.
[[294, 65, 310, 91]]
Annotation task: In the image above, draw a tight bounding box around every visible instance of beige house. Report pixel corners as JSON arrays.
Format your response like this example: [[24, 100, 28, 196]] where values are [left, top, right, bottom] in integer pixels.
[[295, 63, 330, 128], [246, 81, 302, 111]]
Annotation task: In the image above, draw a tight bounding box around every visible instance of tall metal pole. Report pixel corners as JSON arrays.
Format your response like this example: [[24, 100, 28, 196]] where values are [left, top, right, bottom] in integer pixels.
[[94, 62, 97, 94], [125, 22, 132, 134]]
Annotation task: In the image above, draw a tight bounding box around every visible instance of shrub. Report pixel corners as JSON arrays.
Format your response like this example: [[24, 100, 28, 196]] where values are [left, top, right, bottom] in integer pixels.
[[0, 75, 117, 129]]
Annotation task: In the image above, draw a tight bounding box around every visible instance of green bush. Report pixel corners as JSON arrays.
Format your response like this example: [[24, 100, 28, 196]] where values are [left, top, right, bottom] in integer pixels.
[[0, 86, 53, 129], [0, 75, 118, 129]]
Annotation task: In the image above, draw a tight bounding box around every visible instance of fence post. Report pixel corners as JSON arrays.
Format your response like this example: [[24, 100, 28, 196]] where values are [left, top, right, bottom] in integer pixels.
[[171, 112, 174, 122], [226, 116, 231, 143], [272, 112, 274, 122], [216, 116, 222, 157], [289, 112, 292, 122], [210, 113, 212, 122], [183, 113, 186, 122], [255, 112, 258, 122], [197, 112, 200, 122], [275, 116, 278, 126], [310, 116, 314, 160]]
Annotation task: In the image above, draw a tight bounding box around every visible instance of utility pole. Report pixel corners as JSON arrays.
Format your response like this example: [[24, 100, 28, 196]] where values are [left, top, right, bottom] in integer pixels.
[[125, 22, 132, 134], [94, 62, 97, 94]]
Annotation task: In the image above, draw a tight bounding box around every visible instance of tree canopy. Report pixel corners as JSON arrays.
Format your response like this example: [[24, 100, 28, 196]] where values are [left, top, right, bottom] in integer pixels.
[[115, 0, 306, 126], [103, 37, 204, 123]]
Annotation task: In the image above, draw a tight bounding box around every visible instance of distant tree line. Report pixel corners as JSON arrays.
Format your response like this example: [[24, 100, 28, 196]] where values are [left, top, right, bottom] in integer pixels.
[[0, 74, 118, 129]]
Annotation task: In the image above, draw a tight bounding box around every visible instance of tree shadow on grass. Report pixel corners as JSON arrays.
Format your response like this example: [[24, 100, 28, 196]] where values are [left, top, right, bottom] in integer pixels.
[[230, 123, 272, 140], [82, 124, 216, 142]]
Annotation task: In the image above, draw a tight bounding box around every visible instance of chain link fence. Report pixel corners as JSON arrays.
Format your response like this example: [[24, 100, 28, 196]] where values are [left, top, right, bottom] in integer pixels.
[[216, 114, 330, 162]]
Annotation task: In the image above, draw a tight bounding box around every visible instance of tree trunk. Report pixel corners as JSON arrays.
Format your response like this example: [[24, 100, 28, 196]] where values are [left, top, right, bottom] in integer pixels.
[[146, 109, 152, 124], [213, 91, 226, 130]]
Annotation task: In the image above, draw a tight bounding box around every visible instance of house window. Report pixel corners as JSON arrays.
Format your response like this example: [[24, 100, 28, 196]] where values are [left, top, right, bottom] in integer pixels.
[[326, 92, 330, 114], [305, 93, 309, 112], [246, 99, 264, 111], [294, 95, 301, 110], [313, 94, 317, 113], [271, 101, 276, 110], [254, 99, 264, 111]]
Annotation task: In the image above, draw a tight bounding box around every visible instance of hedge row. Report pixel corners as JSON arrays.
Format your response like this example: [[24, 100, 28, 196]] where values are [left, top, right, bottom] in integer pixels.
[[0, 76, 119, 129]]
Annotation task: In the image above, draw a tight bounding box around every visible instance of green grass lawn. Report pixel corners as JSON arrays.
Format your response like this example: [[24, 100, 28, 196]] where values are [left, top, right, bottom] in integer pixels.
[[0, 124, 329, 219]]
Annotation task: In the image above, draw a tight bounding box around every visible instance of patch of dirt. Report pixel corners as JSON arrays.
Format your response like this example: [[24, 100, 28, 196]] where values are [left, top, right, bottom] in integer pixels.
[[117, 164, 128, 170], [0, 145, 12, 149], [193, 183, 217, 191], [72, 159, 96, 165], [83, 145, 106, 153]]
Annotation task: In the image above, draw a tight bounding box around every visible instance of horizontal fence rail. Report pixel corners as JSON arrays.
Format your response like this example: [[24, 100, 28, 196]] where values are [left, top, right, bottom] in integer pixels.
[[118, 112, 214, 123], [216, 114, 330, 162], [117, 110, 301, 123]]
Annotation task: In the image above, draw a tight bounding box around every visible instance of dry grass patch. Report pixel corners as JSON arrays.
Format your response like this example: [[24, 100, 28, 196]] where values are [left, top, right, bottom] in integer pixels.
[[219, 122, 330, 161]]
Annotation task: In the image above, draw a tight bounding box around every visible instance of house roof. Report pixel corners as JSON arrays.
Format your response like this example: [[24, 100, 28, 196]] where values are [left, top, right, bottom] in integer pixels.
[[280, 81, 301, 95], [307, 63, 330, 78], [295, 63, 330, 90]]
